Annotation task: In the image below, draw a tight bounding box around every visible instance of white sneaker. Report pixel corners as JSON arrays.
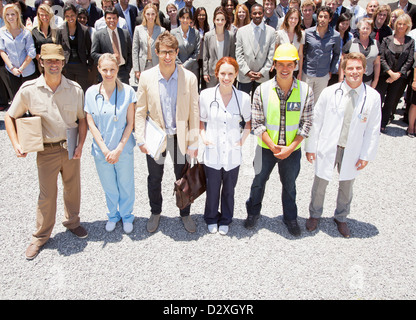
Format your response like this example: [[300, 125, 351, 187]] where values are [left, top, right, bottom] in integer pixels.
[[123, 222, 134, 234], [207, 224, 218, 234], [218, 225, 229, 235], [105, 221, 116, 232]]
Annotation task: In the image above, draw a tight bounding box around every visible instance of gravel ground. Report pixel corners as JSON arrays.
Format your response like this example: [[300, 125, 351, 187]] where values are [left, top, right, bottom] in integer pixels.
[[1, 0, 414, 305], [0, 99, 415, 301]]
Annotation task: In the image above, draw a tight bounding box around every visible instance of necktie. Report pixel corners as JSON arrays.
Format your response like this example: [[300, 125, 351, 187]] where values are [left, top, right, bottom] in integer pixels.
[[254, 26, 260, 52], [112, 30, 121, 65], [338, 89, 357, 147]]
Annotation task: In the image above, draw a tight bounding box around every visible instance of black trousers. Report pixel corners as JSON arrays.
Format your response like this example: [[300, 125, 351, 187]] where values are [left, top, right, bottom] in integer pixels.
[[203, 165, 240, 226], [145, 135, 190, 216], [376, 74, 408, 128]]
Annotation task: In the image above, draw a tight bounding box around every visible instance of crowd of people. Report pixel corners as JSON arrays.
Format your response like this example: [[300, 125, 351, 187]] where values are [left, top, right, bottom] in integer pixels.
[[0, 0, 414, 260]]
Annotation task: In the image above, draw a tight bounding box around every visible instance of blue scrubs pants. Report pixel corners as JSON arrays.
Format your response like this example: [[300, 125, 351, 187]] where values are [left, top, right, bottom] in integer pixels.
[[94, 150, 135, 223]]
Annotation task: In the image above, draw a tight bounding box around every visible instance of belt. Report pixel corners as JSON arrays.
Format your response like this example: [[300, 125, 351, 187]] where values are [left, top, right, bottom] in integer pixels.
[[43, 140, 67, 149]]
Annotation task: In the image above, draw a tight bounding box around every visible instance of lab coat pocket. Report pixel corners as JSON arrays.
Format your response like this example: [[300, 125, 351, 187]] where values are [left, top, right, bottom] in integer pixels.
[[204, 144, 219, 165]]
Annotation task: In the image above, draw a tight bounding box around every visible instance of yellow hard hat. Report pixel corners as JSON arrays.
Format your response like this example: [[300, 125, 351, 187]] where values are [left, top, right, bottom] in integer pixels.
[[273, 43, 299, 61]]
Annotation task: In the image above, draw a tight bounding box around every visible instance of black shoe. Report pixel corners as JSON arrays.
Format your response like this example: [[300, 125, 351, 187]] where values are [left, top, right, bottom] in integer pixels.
[[244, 214, 260, 229], [283, 219, 301, 237]]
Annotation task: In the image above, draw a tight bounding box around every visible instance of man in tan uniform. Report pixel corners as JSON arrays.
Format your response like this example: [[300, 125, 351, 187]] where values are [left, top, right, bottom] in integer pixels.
[[4, 44, 88, 260]]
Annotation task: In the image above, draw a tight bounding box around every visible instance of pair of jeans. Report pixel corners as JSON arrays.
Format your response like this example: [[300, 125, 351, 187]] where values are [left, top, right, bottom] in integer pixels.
[[203, 165, 240, 226], [94, 150, 135, 224], [146, 135, 190, 216], [246, 145, 301, 221]]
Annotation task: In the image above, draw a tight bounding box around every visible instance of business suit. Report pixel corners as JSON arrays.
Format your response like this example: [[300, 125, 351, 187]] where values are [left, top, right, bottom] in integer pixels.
[[170, 27, 200, 79], [87, 2, 104, 28], [115, 3, 139, 37], [330, 6, 350, 28], [59, 21, 92, 91], [135, 64, 199, 217], [376, 34, 415, 129], [202, 29, 236, 88], [132, 24, 165, 74], [235, 22, 276, 95], [388, 1, 416, 29], [91, 27, 132, 84]]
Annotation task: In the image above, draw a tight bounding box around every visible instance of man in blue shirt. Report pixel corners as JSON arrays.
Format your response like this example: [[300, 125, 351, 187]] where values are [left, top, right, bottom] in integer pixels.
[[302, 5, 341, 101]]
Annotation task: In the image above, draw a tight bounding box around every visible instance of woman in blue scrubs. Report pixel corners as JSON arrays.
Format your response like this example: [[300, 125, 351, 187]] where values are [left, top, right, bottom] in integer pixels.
[[84, 53, 137, 234]]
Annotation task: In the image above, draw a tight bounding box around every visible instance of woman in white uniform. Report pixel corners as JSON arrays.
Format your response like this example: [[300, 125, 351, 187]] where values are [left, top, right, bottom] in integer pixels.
[[84, 53, 137, 234], [199, 57, 251, 235]]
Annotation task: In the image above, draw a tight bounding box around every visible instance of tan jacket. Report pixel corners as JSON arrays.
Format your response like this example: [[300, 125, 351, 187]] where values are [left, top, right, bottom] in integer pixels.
[[135, 65, 199, 155]]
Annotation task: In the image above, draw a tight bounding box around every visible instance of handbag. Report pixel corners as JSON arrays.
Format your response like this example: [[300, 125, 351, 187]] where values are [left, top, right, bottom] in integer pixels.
[[15, 112, 44, 153], [174, 159, 206, 210]]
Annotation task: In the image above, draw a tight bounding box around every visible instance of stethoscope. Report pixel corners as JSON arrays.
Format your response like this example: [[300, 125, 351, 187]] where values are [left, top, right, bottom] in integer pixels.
[[210, 85, 242, 118], [95, 83, 118, 122], [334, 81, 368, 121]]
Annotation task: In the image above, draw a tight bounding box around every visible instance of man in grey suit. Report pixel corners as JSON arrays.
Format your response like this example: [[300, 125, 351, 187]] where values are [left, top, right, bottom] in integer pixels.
[[236, 4, 276, 97], [91, 7, 132, 84]]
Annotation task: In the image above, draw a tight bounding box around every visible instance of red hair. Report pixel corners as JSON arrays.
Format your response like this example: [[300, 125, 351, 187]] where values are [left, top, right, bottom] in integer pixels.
[[214, 57, 239, 78]]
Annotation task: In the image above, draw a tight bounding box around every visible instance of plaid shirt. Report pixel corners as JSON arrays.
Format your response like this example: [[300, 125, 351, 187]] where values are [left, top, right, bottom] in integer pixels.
[[251, 77, 314, 145]]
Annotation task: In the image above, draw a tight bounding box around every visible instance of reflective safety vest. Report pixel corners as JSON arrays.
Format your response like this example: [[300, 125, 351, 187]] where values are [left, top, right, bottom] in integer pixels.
[[258, 79, 309, 151]]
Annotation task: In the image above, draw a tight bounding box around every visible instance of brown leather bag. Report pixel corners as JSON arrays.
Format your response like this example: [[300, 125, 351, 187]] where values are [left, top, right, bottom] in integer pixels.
[[174, 160, 206, 210]]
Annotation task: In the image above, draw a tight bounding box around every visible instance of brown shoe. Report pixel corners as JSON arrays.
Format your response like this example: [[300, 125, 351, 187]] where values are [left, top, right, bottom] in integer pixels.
[[181, 215, 196, 233], [334, 219, 350, 238], [25, 243, 42, 260], [69, 225, 88, 238], [306, 217, 319, 231], [147, 214, 161, 233]]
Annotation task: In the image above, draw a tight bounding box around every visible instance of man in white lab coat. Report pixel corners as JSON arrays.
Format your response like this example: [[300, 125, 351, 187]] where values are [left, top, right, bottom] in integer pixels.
[[304, 52, 381, 238]]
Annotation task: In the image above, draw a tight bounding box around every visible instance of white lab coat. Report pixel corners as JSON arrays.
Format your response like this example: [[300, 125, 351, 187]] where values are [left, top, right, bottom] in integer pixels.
[[305, 81, 381, 181]]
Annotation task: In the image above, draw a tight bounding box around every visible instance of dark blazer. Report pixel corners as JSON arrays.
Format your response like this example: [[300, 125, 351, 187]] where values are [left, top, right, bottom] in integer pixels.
[[388, 1, 416, 29], [379, 35, 415, 77], [115, 3, 139, 37], [91, 27, 132, 72], [87, 2, 104, 28], [330, 6, 351, 28], [59, 22, 92, 66]]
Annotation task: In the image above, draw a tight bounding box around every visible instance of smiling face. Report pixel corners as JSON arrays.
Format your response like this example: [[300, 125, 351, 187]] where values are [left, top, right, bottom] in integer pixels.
[[217, 62, 237, 88], [156, 44, 179, 69], [105, 13, 118, 30], [64, 9, 77, 26], [343, 59, 364, 88], [274, 60, 296, 81], [214, 13, 226, 29], [98, 58, 119, 84], [250, 5, 264, 26], [41, 58, 65, 76]]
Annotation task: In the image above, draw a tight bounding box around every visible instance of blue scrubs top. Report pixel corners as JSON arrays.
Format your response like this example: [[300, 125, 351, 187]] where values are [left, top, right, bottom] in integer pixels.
[[84, 83, 137, 158]]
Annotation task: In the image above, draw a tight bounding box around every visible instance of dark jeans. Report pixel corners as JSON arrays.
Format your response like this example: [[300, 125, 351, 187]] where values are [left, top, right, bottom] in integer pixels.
[[146, 135, 190, 217], [204, 165, 240, 226], [246, 145, 301, 221]]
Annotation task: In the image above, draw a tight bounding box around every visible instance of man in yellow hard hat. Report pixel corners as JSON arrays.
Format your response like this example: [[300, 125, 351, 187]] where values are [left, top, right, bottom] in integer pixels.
[[244, 43, 314, 237]]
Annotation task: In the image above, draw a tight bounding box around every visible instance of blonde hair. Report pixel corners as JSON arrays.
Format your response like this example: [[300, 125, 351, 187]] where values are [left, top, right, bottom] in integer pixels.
[[37, 4, 58, 42], [394, 13, 412, 34], [98, 53, 124, 91], [2, 4, 24, 31], [142, 3, 161, 26]]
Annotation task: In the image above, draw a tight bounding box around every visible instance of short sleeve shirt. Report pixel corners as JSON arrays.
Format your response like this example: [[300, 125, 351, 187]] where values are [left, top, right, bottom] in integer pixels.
[[199, 85, 251, 171], [84, 83, 137, 157], [8, 75, 85, 143]]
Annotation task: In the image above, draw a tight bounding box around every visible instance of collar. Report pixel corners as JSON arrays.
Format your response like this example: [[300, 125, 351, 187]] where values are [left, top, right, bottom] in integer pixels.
[[180, 26, 190, 38], [272, 76, 298, 92], [158, 65, 178, 82], [250, 20, 265, 31], [342, 81, 364, 97], [35, 74, 69, 91]]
